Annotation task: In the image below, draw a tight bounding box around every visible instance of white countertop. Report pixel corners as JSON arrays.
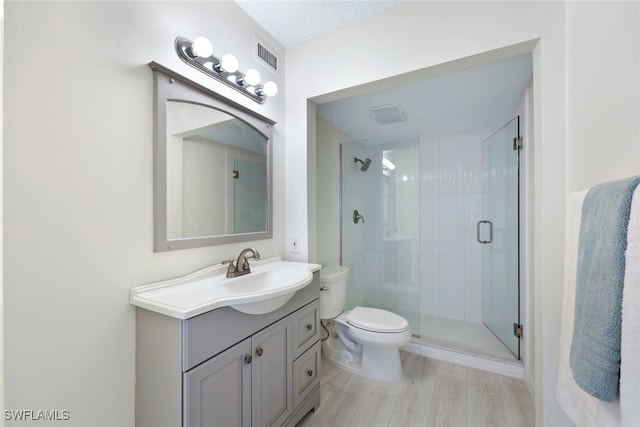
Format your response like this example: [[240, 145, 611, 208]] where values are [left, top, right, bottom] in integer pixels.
[[130, 257, 321, 319]]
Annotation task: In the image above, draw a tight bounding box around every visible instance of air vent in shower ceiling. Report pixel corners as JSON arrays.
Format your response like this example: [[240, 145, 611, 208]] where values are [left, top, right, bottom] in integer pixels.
[[370, 103, 406, 125], [255, 35, 279, 75]]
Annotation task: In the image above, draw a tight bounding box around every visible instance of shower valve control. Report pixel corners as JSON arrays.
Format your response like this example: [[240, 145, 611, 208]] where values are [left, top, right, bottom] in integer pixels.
[[353, 209, 365, 224]]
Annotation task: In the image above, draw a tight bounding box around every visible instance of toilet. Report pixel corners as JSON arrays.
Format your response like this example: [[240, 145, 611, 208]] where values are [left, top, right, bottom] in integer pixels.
[[319, 265, 411, 382]]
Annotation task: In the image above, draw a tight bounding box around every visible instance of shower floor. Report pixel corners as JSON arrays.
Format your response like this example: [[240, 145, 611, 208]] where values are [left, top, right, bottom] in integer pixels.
[[414, 314, 518, 362]]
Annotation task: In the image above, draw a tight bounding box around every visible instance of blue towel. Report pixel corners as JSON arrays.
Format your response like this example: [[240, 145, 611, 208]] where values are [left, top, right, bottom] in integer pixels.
[[570, 175, 640, 401]]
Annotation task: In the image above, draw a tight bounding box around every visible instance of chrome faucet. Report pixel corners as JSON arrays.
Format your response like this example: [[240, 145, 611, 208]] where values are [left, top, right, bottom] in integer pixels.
[[222, 248, 261, 278]]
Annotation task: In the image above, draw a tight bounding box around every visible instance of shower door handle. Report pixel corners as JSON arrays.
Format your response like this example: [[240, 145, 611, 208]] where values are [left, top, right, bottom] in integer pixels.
[[477, 220, 493, 244]]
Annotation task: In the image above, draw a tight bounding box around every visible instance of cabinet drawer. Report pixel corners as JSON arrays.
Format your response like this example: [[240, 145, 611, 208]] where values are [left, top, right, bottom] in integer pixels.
[[292, 341, 320, 409], [291, 301, 319, 358]]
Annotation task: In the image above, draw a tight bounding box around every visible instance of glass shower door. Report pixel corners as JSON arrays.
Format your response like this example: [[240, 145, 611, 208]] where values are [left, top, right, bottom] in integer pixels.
[[479, 116, 520, 359], [340, 139, 420, 335]]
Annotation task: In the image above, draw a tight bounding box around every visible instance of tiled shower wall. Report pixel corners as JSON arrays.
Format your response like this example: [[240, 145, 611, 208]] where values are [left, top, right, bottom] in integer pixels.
[[419, 128, 495, 323]]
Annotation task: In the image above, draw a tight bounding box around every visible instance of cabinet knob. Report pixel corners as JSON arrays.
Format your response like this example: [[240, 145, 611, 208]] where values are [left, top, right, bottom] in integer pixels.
[[244, 355, 253, 364], [305, 324, 313, 331], [306, 369, 313, 377], [256, 348, 264, 357]]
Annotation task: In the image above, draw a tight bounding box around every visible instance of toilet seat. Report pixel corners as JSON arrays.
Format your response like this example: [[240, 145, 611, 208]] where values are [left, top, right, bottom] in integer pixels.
[[345, 306, 409, 333]]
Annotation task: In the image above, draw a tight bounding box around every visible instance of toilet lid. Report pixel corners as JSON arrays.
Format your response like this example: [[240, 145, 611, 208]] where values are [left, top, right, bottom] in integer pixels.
[[346, 306, 409, 333]]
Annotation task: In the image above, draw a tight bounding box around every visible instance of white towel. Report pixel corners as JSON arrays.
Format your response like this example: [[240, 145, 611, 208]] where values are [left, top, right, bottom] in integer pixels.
[[557, 190, 620, 426], [621, 186, 640, 425]]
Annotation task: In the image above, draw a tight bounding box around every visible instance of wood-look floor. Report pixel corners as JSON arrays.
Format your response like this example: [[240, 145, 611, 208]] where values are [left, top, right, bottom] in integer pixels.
[[296, 351, 534, 427]]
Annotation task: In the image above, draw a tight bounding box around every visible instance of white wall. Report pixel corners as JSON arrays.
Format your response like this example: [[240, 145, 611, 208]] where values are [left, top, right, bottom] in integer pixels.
[[4, 2, 284, 426], [287, 2, 569, 425], [566, 1, 640, 193]]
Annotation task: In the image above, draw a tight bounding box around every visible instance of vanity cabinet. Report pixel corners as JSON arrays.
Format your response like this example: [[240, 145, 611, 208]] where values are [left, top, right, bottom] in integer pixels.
[[135, 272, 321, 427], [185, 316, 291, 427]]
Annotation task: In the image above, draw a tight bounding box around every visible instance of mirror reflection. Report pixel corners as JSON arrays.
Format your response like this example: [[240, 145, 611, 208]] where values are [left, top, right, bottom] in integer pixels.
[[166, 101, 268, 239], [150, 62, 274, 252]]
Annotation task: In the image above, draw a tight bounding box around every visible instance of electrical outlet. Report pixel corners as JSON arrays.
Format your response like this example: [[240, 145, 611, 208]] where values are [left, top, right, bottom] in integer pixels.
[[291, 235, 300, 253]]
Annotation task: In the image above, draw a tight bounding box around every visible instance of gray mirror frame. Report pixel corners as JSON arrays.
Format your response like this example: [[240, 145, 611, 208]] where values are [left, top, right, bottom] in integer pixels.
[[149, 62, 275, 252]]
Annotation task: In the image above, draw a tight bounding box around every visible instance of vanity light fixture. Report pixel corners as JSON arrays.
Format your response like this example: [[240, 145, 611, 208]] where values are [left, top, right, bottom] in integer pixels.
[[175, 36, 278, 104]]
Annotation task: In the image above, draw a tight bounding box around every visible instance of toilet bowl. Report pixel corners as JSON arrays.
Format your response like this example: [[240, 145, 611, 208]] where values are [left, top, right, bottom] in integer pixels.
[[320, 266, 411, 382]]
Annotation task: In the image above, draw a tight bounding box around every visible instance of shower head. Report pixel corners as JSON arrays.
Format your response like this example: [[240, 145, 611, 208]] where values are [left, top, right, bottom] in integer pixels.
[[354, 157, 372, 172]]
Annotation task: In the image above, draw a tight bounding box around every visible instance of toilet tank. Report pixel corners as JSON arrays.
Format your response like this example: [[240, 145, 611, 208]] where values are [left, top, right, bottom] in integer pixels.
[[319, 265, 350, 319]]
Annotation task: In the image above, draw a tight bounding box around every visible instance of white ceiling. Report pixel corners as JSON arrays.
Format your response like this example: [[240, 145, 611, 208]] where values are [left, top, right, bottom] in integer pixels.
[[235, 0, 406, 48]]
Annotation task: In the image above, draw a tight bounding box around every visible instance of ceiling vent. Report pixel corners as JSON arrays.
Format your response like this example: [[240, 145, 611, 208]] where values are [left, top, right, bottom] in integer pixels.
[[255, 36, 279, 75], [370, 104, 406, 125]]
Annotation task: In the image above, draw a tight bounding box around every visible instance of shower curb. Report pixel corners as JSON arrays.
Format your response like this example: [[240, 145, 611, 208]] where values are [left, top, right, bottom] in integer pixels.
[[403, 341, 525, 379]]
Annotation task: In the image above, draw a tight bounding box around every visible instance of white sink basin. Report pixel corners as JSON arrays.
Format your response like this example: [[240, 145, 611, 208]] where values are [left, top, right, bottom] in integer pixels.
[[227, 268, 312, 314], [130, 257, 321, 319]]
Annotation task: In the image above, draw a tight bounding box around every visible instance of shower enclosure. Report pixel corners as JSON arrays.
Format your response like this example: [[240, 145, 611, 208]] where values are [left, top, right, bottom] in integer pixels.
[[340, 118, 521, 361]]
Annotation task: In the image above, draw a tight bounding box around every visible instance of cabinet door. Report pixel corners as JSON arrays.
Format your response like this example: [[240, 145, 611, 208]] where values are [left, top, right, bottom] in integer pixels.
[[184, 338, 252, 427], [252, 317, 292, 427]]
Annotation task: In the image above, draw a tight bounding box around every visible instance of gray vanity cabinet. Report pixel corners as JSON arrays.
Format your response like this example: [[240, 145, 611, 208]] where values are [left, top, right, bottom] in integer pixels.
[[184, 316, 292, 427], [135, 272, 321, 427]]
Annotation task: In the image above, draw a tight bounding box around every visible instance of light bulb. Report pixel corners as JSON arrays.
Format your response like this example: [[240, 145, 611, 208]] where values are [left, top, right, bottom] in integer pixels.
[[262, 81, 278, 97], [220, 54, 239, 73], [191, 37, 213, 58], [244, 69, 261, 86], [382, 158, 396, 170]]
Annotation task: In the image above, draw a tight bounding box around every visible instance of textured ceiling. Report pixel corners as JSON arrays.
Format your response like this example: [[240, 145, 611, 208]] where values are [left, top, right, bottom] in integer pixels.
[[234, 0, 406, 48]]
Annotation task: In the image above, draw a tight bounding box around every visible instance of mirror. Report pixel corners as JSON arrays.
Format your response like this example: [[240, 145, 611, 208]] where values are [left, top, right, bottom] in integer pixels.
[[150, 62, 275, 251]]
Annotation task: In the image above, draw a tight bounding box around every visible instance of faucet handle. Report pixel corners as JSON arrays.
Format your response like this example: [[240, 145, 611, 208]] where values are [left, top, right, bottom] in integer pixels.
[[222, 258, 238, 278]]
